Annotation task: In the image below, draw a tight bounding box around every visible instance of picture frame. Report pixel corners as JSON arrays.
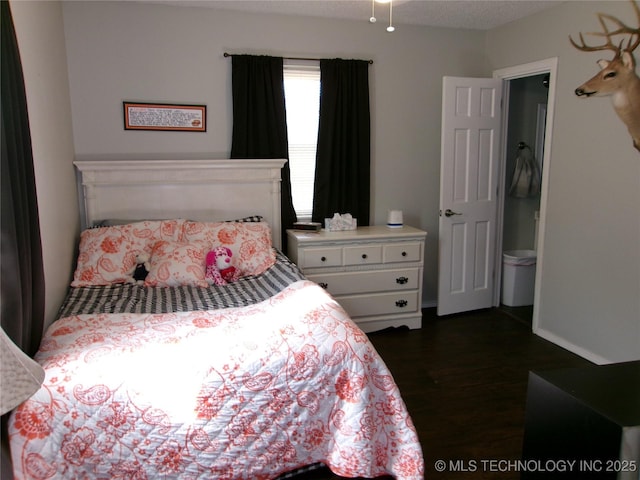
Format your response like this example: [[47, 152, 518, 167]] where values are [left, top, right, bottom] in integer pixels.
[[123, 102, 206, 132]]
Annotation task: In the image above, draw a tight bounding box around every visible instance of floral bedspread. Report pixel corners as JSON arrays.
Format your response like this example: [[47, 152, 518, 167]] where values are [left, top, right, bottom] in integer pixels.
[[9, 281, 424, 479]]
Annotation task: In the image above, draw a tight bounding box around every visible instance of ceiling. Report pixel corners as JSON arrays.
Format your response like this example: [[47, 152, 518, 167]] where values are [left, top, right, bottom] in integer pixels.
[[147, 0, 566, 30]]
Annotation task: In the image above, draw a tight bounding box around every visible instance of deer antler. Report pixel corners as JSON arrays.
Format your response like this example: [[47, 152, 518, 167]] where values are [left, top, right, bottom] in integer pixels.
[[569, 0, 640, 53]]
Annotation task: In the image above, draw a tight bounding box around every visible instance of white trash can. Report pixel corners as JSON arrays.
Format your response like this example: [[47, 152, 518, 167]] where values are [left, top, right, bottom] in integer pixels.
[[502, 250, 537, 307]]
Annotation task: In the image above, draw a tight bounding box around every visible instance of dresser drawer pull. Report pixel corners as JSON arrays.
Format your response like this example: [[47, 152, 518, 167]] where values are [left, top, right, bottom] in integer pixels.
[[361, 254, 368, 259], [321, 256, 327, 262], [395, 299, 408, 308], [319, 282, 328, 289], [396, 276, 409, 285], [402, 251, 407, 257]]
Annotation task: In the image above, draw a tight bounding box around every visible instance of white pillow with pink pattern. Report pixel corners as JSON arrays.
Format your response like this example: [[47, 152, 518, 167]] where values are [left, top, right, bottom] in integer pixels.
[[71, 220, 184, 287], [180, 221, 275, 277], [144, 240, 209, 288]]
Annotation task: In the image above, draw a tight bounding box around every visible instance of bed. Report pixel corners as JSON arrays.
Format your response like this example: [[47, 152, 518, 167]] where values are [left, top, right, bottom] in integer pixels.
[[8, 159, 424, 479]]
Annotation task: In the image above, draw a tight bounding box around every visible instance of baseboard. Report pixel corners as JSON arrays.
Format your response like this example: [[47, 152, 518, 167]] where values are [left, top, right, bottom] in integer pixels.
[[421, 305, 618, 365], [421, 299, 437, 309], [534, 327, 613, 365]]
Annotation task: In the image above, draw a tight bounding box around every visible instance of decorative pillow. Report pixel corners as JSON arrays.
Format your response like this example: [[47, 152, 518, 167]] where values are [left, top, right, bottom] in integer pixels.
[[180, 221, 276, 277], [71, 220, 184, 287], [93, 219, 152, 227], [145, 240, 208, 288], [226, 215, 263, 223], [96, 216, 263, 227]]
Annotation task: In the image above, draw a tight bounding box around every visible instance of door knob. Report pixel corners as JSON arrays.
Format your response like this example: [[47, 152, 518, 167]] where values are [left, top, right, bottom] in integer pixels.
[[444, 209, 462, 217]]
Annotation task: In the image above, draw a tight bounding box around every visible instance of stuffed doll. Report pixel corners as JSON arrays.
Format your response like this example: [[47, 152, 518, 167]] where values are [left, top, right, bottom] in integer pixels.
[[205, 246, 240, 286], [129, 252, 150, 285]]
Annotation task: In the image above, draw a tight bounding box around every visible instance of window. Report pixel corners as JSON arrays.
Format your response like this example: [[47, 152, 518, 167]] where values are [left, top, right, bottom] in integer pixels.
[[283, 61, 320, 221]]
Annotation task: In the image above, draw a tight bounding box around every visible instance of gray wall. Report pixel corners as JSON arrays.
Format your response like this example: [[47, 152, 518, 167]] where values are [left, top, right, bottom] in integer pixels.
[[61, 0, 488, 307], [488, 1, 640, 363], [10, 0, 639, 364], [10, 1, 78, 328]]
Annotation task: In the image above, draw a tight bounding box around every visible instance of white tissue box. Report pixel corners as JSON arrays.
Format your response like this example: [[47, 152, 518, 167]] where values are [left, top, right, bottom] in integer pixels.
[[324, 214, 357, 231]]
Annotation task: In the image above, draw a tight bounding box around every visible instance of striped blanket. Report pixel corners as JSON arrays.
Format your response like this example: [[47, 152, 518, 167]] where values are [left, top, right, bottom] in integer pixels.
[[58, 251, 305, 317]]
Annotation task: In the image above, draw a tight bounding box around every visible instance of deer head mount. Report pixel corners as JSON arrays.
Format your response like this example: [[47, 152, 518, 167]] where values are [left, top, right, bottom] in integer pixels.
[[570, 0, 640, 153]]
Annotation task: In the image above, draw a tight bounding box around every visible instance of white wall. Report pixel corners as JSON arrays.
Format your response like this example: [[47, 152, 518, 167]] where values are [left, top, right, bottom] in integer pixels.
[[19, 0, 639, 364], [9, 0, 79, 330], [61, 0, 489, 306], [488, 1, 640, 363]]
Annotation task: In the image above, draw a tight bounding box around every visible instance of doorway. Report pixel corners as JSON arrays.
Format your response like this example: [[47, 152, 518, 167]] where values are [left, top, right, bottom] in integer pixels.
[[500, 74, 548, 324], [436, 59, 557, 320], [493, 58, 558, 332]]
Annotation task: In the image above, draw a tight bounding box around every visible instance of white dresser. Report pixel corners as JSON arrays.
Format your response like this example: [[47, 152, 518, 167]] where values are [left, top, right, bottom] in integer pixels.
[[287, 225, 427, 332]]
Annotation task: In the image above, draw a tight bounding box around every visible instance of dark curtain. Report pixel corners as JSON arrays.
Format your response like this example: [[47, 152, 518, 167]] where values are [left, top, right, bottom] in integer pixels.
[[312, 59, 370, 226], [1, 0, 45, 357], [229, 55, 297, 249]]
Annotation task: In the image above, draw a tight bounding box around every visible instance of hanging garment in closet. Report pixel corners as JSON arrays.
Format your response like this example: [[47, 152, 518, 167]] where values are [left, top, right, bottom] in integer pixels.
[[509, 145, 541, 198]]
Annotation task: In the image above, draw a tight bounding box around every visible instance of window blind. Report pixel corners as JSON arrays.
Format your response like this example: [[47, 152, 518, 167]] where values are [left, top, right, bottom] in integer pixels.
[[283, 62, 320, 220]]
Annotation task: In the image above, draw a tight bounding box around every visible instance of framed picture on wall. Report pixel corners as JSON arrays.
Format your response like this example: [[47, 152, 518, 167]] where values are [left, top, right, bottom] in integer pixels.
[[123, 102, 206, 132]]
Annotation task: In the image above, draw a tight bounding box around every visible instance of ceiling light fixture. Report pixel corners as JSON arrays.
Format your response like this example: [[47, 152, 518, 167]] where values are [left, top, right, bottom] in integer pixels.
[[369, 0, 395, 32]]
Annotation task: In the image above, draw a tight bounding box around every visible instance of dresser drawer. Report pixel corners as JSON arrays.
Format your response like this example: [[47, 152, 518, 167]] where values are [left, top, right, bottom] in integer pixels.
[[338, 291, 419, 318], [343, 244, 382, 266], [300, 247, 342, 268], [287, 226, 426, 331], [307, 268, 419, 296], [383, 242, 422, 263]]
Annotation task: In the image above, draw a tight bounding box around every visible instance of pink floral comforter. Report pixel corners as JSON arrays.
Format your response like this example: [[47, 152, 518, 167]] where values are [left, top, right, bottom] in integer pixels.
[[9, 281, 424, 479]]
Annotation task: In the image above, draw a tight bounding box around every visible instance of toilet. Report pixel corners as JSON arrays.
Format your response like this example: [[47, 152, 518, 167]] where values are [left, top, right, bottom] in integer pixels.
[[502, 211, 540, 307]]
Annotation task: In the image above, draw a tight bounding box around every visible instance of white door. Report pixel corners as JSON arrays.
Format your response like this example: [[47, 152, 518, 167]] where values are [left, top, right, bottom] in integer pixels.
[[437, 76, 503, 316]]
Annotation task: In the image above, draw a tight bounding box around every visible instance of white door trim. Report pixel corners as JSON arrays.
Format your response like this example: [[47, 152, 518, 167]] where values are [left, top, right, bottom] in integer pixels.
[[493, 57, 558, 333]]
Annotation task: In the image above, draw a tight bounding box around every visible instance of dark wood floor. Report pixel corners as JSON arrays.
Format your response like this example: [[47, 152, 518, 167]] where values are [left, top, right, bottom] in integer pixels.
[[297, 307, 594, 480]]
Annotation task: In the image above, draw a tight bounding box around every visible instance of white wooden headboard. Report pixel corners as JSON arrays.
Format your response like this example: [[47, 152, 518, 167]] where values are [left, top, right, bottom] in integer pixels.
[[74, 159, 287, 249]]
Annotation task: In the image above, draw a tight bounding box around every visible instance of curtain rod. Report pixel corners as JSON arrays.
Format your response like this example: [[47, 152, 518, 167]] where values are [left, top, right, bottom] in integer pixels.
[[223, 52, 373, 64]]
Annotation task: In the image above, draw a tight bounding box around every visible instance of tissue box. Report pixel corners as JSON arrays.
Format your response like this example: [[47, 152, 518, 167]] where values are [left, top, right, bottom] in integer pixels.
[[324, 213, 357, 231]]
